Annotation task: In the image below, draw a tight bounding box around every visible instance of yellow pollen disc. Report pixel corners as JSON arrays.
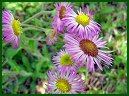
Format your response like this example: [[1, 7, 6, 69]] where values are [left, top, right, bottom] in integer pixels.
[[80, 39, 98, 57], [56, 78, 71, 93], [12, 20, 22, 36], [59, 6, 66, 19], [60, 54, 74, 66], [76, 14, 90, 26], [50, 30, 57, 39]]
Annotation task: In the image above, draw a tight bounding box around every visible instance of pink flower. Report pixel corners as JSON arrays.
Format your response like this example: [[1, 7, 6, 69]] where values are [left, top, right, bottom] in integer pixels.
[[2, 10, 22, 48], [63, 6, 101, 37], [52, 49, 83, 72], [46, 29, 58, 45], [64, 33, 113, 72], [53, 2, 72, 33], [47, 67, 86, 94]]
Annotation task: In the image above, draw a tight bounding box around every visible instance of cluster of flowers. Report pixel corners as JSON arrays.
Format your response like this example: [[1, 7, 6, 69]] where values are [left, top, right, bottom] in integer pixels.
[[46, 2, 113, 94], [2, 2, 113, 94]]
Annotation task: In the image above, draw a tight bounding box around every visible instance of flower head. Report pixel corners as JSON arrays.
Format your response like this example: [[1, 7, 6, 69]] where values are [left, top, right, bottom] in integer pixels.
[[53, 2, 72, 33], [2, 10, 22, 48], [63, 6, 101, 37], [47, 67, 86, 94], [64, 33, 113, 72], [53, 49, 83, 71], [47, 29, 58, 45]]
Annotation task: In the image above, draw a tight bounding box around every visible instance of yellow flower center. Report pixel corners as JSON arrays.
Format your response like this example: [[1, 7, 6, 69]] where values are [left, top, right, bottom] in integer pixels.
[[60, 54, 74, 66], [76, 14, 90, 26], [59, 6, 66, 19], [12, 20, 22, 36], [50, 30, 57, 39], [79, 39, 98, 57], [56, 78, 71, 93]]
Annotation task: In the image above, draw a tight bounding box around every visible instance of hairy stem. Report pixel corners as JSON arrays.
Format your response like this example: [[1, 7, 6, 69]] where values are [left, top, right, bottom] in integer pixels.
[[22, 11, 53, 24]]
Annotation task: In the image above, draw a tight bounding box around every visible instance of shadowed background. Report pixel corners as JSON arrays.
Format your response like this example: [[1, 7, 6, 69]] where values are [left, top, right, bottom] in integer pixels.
[[2, 2, 127, 94]]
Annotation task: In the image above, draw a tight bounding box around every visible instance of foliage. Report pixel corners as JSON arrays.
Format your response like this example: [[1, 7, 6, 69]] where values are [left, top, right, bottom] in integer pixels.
[[2, 2, 127, 94]]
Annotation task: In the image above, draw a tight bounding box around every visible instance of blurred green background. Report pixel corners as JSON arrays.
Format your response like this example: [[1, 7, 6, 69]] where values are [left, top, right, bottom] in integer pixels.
[[2, 2, 127, 94]]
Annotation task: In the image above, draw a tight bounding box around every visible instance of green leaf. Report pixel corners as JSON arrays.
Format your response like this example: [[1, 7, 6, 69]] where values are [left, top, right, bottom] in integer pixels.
[[101, 6, 115, 14], [5, 48, 21, 59], [30, 80, 36, 94], [20, 70, 32, 77], [36, 58, 46, 72], [78, 67, 86, 73], [29, 40, 38, 50], [42, 45, 49, 57], [115, 81, 126, 94], [22, 55, 33, 72], [32, 72, 47, 79], [8, 60, 21, 72], [107, 73, 116, 79]]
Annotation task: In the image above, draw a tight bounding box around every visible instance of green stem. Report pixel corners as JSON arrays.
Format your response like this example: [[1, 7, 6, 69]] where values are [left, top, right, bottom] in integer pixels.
[[23, 35, 46, 41], [23, 27, 45, 32], [22, 11, 53, 24], [21, 24, 47, 32]]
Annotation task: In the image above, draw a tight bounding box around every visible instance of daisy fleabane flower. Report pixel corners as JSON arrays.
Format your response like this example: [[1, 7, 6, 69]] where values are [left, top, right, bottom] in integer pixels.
[[52, 49, 83, 72], [53, 2, 72, 33], [47, 67, 86, 94], [2, 10, 22, 48], [46, 29, 58, 45], [64, 33, 113, 72], [63, 6, 101, 37]]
